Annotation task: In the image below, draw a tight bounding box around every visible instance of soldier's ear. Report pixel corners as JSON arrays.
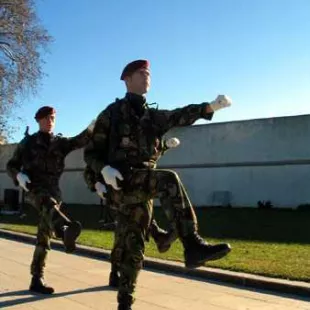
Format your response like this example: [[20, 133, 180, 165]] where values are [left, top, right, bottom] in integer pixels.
[[124, 75, 132, 84]]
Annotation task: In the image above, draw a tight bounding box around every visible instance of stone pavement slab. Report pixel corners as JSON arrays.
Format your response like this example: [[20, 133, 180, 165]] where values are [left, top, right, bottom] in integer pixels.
[[1, 238, 309, 310]]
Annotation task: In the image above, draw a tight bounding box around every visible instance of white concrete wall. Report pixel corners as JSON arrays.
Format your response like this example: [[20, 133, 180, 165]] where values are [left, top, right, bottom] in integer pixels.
[[1, 114, 310, 208]]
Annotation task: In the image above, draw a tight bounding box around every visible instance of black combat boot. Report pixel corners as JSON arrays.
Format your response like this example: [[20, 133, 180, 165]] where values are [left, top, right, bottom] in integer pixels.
[[150, 222, 176, 253], [183, 232, 231, 269], [63, 221, 82, 253], [29, 276, 54, 294], [109, 270, 120, 288]]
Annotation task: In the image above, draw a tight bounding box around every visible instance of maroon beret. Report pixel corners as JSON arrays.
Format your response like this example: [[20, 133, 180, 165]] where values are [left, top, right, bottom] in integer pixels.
[[35, 106, 56, 120], [120, 59, 149, 80]]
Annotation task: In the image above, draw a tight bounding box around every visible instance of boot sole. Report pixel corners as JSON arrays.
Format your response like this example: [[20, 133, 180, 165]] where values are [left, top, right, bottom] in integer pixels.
[[157, 244, 171, 253], [64, 221, 82, 253], [185, 247, 231, 269], [29, 287, 55, 294]]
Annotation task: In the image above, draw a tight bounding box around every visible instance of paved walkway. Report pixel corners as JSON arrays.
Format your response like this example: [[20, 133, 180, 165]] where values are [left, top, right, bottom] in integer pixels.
[[0, 238, 309, 310]]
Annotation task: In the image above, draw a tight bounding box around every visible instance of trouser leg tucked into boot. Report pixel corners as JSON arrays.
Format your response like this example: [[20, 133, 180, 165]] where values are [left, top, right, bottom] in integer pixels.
[[29, 276, 54, 294], [30, 244, 54, 294], [118, 293, 133, 310]]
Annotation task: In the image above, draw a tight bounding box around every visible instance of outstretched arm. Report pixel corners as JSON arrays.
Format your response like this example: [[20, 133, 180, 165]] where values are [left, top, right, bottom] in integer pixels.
[[156, 95, 232, 132], [62, 120, 96, 155]]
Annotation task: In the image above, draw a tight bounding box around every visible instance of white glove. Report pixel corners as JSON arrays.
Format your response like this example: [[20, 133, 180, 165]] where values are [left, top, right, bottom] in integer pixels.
[[101, 165, 124, 191], [165, 137, 180, 148], [209, 95, 232, 112], [94, 182, 107, 199], [87, 119, 96, 132], [16, 172, 31, 192]]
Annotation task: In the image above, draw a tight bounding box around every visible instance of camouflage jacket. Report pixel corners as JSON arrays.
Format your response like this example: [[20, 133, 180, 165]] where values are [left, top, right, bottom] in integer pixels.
[[7, 128, 92, 189], [84, 92, 213, 175], [84, 137, 171, 192]]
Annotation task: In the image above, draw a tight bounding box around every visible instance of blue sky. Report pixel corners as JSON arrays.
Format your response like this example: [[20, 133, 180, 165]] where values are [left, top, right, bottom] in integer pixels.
[[11, 0, 310, 142]]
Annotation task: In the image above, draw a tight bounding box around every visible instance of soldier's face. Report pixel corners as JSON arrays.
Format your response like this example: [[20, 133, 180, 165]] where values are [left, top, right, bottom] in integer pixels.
[[38, 113, 56, 133], [126, 68, 151, 95]]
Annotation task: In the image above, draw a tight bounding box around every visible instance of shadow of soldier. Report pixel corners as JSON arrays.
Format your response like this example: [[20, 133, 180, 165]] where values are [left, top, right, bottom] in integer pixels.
[[0, 285, 112, 308]]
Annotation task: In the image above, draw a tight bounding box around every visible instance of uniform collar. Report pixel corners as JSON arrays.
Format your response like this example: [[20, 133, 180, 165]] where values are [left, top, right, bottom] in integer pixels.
[[125, 92, 147, 117]]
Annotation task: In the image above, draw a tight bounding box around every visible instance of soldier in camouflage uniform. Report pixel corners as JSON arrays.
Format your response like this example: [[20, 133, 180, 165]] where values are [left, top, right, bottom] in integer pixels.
[[84, 136, 180, 288], [7, 106, 95, 294], [84, 60, 232, 310]]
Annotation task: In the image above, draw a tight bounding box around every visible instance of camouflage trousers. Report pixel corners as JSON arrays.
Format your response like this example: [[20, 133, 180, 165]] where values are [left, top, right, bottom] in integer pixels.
[[110, 200, 153, 273], [110, 200, 162, 272], [25, 187, 67, 278], [112, 201, 153, 306], [109, 168, 198, 306]]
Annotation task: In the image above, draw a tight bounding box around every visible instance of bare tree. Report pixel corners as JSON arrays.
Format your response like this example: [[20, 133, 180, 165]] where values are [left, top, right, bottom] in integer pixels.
[[0, 0, 52, 140]]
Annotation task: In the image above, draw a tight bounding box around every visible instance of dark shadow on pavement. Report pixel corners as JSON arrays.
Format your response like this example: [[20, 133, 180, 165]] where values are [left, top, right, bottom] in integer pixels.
[[0, 285, 112, 308]]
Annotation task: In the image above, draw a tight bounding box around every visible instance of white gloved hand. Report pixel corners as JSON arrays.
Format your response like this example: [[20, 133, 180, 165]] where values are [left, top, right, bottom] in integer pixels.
[[94, 182, 107, 199], [165, 137, 180, 148], [87, 119, 96, 132], [209, 95, 232, 112], [101, 165, 124, 191], [16, 172, 31, 192]]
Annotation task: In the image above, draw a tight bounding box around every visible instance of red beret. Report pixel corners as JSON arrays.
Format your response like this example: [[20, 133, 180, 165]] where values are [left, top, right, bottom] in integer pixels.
[[120, 59, 149, 80], [35, 106, 56, 120]]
